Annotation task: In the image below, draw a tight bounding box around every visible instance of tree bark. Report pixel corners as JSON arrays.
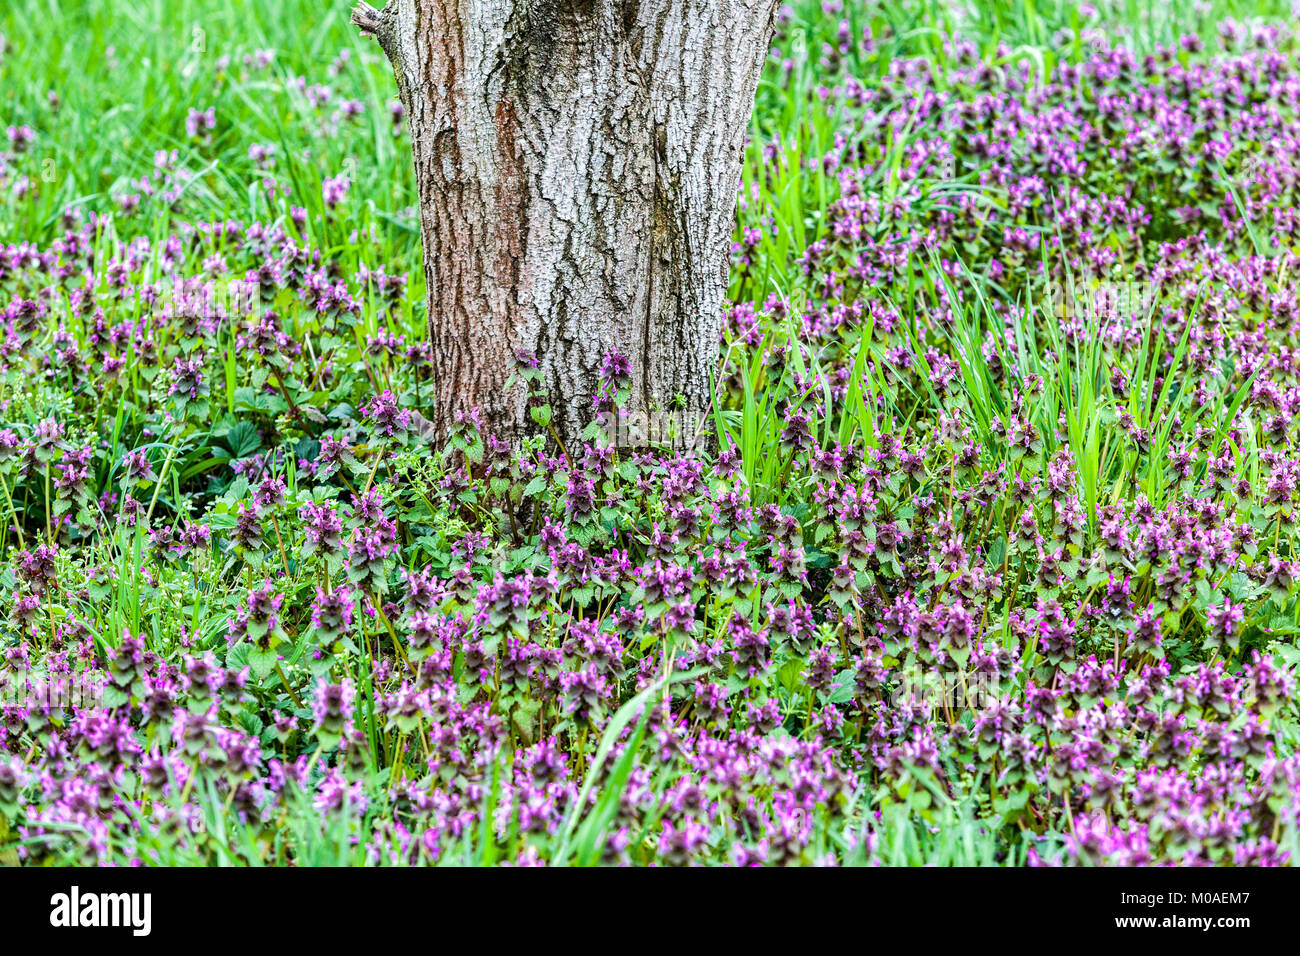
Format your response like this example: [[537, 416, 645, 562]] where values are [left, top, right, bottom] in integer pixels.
[[352, 0, 777, 450]]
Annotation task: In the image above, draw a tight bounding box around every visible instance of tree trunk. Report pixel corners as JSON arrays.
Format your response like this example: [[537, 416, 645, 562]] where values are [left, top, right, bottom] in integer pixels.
[[352, 0, 777, 451]]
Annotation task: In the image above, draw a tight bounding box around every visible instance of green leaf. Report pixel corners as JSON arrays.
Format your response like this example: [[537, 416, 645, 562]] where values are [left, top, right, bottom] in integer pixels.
[[224, 420, 262, 459], [246, 646, 279, 680]]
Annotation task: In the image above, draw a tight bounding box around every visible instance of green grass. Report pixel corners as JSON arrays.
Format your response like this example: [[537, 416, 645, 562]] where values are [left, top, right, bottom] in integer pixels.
[[4, 0, 1300, 866]]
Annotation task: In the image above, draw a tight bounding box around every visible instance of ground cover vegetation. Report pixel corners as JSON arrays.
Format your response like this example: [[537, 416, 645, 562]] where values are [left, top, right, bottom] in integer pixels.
[[2, 0, 1300, 865]]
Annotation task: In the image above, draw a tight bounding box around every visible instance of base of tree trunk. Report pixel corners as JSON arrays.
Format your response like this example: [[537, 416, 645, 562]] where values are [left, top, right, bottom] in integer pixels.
[[353, 0, 778, 451]]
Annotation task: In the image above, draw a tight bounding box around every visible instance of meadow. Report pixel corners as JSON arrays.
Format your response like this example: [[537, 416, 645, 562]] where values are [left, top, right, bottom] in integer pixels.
[[2, 0, 1300, 865]]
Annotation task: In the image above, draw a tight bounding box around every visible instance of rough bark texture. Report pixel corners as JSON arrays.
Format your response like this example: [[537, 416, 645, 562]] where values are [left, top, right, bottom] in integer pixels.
[[353, 0, 778, 449]]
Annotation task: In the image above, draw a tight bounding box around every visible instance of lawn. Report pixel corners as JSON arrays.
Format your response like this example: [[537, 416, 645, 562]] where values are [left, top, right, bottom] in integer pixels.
[[1, 0, 1299, 865]]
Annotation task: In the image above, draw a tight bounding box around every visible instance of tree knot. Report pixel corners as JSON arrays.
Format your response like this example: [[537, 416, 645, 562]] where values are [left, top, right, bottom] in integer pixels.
[[351, 3, 399, 63]]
